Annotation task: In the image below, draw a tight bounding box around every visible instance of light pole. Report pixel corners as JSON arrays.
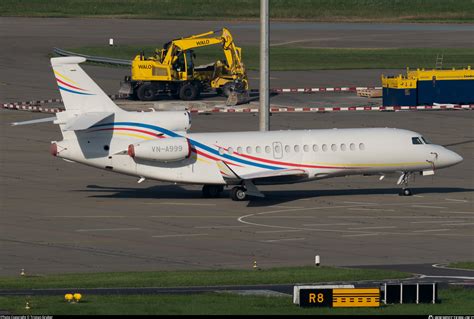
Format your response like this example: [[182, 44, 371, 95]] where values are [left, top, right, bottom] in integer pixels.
[[259, 0, 270, 131]]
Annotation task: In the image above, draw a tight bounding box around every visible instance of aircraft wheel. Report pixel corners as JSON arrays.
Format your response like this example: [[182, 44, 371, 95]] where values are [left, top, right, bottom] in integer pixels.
[[399, 188, 413, 196], [230, 187, 247, 201]]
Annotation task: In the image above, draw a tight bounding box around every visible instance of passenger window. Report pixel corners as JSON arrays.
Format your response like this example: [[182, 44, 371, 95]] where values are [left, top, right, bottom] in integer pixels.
[[285, 145, 291, 153], [350, 143, 356, 151], [359, 143, 365, 150], [303, 145, 309, 152], [331, 144, 337, 151], [246, 146, 252, 154], [313, 144, 319, 152], [256, 146, 262, 153], [322, 144, 328, 152], [294, 145, 300, 152], [237, 147, 242, 154], [341, 144, 347, 151], [274, 145, 281, 152], [228, 147, 234, 154], [412, 137, 423, 145], [265, 146, 271, 153]]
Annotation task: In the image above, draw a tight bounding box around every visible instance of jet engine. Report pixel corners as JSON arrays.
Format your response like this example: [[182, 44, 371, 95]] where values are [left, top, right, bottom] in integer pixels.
[[128, 137, 191, 162]]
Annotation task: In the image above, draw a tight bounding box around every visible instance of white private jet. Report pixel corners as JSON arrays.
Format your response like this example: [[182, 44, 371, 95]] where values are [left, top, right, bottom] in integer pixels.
[[13, 57, 463, 201]]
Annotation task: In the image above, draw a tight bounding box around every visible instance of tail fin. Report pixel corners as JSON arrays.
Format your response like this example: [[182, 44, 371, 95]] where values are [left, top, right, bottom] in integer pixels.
[[51, 57, 121, 113]]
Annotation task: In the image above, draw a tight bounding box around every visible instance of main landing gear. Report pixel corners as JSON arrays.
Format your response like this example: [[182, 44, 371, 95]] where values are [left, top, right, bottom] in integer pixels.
[[230, 186, 247, 201], [397, 172, 413, 196]]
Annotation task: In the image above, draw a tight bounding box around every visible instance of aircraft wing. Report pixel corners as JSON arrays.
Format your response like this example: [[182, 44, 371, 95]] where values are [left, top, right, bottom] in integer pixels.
[[238, 168, 309, 180], [217, 161, 309, 183]]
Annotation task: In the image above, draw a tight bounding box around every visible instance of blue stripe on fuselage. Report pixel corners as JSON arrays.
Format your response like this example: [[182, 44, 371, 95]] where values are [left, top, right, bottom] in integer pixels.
[[91, 122, 281, 170]]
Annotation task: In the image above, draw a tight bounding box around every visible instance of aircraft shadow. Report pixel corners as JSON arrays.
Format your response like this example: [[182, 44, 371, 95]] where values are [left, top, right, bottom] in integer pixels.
[[79, 185, 472, 207]]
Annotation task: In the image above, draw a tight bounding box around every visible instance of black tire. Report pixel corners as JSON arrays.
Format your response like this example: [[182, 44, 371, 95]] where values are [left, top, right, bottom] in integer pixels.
[[179, 83, 199, 101], [230, 187, 247, 201], [137, 83, 156, 101], [399, 188, 413, 196]]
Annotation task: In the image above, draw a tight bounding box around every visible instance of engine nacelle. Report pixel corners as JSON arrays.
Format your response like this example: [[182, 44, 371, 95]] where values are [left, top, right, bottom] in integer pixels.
[[128, 137, 191, 162]]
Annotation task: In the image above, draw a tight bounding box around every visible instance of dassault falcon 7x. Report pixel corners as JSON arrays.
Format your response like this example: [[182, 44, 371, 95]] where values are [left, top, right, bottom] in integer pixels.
[[13, 57, 463, 201]]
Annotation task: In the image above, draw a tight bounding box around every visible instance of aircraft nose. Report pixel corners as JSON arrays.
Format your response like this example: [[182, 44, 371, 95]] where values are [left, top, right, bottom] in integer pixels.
[[441, 149, 463, 167]]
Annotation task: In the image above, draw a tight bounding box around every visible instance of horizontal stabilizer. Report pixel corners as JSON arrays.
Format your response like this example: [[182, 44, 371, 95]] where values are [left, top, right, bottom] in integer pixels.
[[11, 116, 57, 126], [64, 112, 113, 131]]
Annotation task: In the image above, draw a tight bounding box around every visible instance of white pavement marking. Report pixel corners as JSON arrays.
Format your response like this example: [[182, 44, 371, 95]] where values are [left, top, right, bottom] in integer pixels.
[[412, 229, 451, 233], [445, 198, 469, 203], [410, 220, 465, 224], [48, 216, 127, 218], [302, 223, 359, 226], [436, 234, 474, 237], [151, 216, 238, 218], [341, 233, 380, 238], [256, 229, 304, 234], [270, 205, 304, 209], [330, 216, 473, 219], [440, 211, 474, 215], [260, 238, 306, 243], [145, 202, 217, 206], [151, 233, 208, 238], [348, 226, 397, 230], [348, 208, 395, 211], [75, 228, 141, 232], [443, 223, 474, 226], [237, 201, 473, 233], [412, 205, 448, 209], [195, 225, 253, 229]]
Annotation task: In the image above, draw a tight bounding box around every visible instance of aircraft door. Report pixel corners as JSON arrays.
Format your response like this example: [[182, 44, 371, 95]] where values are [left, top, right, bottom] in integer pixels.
[[272, 141, 283, 159]]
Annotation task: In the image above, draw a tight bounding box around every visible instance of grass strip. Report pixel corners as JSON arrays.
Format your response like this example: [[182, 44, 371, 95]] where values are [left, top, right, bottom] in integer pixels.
[[0, 287, 472, 315], [0, 266, 409, 290], [447, 261, 474, 270], [1, 0, 473, 23]]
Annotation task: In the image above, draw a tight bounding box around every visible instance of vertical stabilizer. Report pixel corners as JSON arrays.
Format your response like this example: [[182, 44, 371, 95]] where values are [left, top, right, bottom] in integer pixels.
[[51, 57, 121, 113]]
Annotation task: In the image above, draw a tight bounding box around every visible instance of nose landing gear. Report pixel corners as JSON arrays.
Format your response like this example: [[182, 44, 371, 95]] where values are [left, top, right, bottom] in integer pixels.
[[397, 172, 413, 196]]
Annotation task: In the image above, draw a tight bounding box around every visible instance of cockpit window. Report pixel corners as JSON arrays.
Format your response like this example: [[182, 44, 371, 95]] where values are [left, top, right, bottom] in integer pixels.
[[421, 136, 432, 144], [412, 137, 423, 145]]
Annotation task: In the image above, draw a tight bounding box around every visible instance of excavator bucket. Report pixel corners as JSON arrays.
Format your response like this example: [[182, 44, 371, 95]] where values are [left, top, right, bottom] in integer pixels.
[[226, 90, 249, 106]]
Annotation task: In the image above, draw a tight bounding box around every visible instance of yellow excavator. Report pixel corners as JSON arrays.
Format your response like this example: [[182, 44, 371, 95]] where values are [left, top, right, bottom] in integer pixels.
[[119, 28, 248, 101]]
